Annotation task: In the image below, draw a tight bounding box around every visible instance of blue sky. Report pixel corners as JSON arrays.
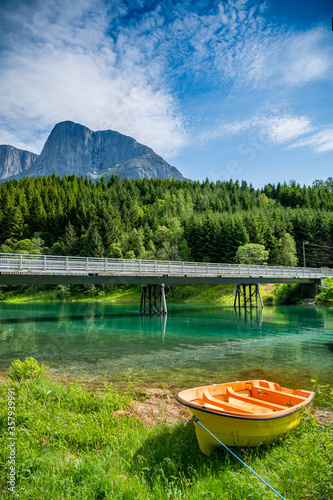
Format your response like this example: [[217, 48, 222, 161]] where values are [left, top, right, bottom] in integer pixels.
[[0, 0, 332, 187]]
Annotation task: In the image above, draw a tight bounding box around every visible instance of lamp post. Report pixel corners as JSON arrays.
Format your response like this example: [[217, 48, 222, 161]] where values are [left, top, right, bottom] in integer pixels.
[[303, 241, 309, 267]]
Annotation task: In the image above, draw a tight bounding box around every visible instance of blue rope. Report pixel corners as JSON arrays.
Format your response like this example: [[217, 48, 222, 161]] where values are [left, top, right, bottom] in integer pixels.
[[184, 417, 286, 500]]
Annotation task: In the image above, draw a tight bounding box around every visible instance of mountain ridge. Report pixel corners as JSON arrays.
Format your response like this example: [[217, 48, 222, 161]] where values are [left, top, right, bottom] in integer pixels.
[[0, 145, 38, 180], [0, 121, 185, 182]]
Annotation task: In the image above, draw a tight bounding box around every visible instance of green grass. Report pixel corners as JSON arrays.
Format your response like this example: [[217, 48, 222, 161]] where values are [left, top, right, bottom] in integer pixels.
[[0, 285, 142, 304], [165, 284, 235, 305], [0, 284, 274, 305], [0, 360, 332, 499]]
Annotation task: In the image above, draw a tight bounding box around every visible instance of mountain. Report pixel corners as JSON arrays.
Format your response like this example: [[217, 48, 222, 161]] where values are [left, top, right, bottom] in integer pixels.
[[0, 145, 38, 180], [0, 121, 185, 181]]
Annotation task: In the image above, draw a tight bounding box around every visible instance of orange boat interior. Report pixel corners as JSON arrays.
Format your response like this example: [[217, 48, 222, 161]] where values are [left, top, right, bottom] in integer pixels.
[[178, 380, 314, 418]]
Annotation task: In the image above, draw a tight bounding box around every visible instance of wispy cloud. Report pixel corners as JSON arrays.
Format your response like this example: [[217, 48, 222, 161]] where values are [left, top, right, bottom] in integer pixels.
[[0, 0, 331, 160], [0, 0, 187, 156], [262, 116, 312, 143], [198, 114, 312, 145], [120, 1, 332, 92], [289, 129, 333, 153]]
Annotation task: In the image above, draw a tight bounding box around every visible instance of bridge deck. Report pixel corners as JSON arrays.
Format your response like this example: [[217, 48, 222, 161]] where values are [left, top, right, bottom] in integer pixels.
[[0, 253, 329, 285]]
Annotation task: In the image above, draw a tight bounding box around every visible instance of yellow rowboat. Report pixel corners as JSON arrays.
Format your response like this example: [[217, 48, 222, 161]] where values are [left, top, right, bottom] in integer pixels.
[[176, 380, 315, 456]]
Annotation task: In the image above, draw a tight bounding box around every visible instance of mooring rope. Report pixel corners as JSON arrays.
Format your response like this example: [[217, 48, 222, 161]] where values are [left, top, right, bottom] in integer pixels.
[[184, 417, 286, 500]]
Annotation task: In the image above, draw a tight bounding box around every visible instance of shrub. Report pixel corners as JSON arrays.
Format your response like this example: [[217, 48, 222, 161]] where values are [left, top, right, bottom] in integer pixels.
[[272, 283, 302, 304], [9, 357, 49, 381], [311, 379, 333, 409], [316, 278, 333, 303], [235, 243, 269, 265]]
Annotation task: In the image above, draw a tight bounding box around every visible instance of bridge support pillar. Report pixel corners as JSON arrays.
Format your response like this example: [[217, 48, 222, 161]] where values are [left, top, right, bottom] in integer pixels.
[[139, 284, 167, 314], [234, 284, 263, 309], [298, 281, 320, 299]]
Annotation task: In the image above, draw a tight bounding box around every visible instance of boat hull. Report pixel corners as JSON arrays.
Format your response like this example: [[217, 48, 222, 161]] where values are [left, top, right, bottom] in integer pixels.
[[176, 379, 314, 456], [188, 406, 302, 455]]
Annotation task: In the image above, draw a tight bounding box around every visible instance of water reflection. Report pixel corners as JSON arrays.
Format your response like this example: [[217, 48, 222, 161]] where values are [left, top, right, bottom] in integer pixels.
[[233, 306, 263, 328], [139, 313, 168, 341], [0, 303, 332, 387]]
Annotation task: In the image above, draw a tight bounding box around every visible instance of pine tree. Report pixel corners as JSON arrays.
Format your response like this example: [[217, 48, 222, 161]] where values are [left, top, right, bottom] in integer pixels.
[[83, 223, 105, 257], [29, 194, 48, 232], [276, 233, 298, 267], [6, 206, 24, 242], [60, 222, 79, 256]]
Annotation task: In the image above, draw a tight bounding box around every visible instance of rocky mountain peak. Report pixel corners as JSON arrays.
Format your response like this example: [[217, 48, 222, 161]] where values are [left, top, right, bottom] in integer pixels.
[[0, 145, 38, 180], [0, 121, 185, 182]]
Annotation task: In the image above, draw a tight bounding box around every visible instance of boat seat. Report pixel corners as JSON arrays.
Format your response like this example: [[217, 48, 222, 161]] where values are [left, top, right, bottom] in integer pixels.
[[252, 382, 307, 407], [252, 380, 282, 391], [202, 402, 253, 415], [226, 387, 287, 411], [202, 389, 256, 415]]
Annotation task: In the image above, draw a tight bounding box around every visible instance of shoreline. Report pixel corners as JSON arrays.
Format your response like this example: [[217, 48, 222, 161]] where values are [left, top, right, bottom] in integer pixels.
[[0, 371, 332, 428], [0, 283, 329, 305]]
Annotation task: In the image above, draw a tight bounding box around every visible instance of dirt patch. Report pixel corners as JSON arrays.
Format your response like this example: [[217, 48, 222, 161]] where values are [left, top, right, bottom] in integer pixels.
[[315, 408, 333, 425], [114, 388, 191, 426]]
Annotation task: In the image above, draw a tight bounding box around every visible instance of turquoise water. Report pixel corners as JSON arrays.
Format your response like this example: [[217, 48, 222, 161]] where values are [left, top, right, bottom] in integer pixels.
[[0, 302, 332, 389]]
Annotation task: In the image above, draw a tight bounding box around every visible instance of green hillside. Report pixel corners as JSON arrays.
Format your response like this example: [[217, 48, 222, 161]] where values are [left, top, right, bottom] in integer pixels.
[[1, 175, 333, 268]]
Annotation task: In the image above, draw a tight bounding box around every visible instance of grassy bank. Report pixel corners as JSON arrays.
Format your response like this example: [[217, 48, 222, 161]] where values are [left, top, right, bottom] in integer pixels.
[[0, 281, 330, 306], [0, 285, 141, 304], [0, 359, 332, 499], [0, 284, 275, 305]]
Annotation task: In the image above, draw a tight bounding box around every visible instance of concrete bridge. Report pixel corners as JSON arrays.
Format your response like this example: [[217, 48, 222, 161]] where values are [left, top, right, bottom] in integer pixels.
[[0, 253, 330, 312]]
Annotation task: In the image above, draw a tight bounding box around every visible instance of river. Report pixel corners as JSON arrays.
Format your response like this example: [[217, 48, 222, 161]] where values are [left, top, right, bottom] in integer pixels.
[[0, 302, 332, 390]]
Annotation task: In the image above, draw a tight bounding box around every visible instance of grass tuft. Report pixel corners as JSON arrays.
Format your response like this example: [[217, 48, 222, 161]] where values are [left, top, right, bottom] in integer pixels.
[[9, 357, 49, 381]]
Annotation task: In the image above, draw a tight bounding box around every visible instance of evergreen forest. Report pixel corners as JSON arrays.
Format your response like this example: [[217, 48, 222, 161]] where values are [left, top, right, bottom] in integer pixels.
[[1, 174, 333, 268]]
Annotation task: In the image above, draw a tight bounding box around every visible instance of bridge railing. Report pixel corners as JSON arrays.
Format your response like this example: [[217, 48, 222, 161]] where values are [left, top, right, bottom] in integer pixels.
[[0, 253, 332, 279]]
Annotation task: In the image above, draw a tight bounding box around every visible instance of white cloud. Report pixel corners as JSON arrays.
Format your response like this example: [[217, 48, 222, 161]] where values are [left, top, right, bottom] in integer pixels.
[[282, 30, 331, 86], [262, 116, 312, 143], [117, 1, 331, 93], [0, 128, 45, 153], [0, 0, 188, 156], [198, 118, 256, 143], [198, 114, 312, 145], [0, 0, 331, 159], [289, 129, 333, 153]]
